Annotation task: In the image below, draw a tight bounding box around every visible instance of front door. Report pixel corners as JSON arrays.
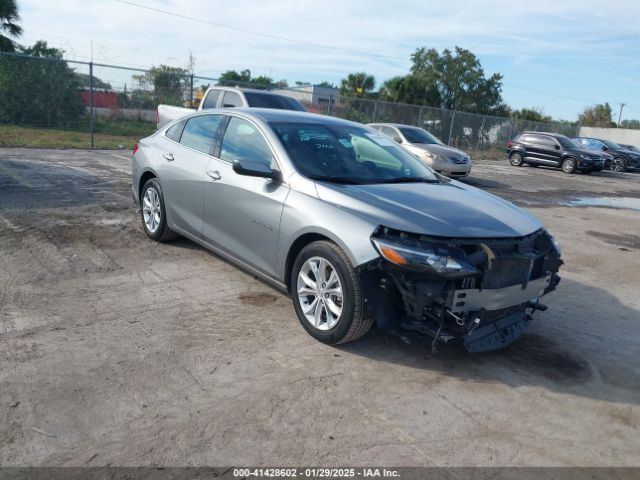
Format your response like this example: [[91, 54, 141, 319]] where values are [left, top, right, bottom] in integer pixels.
[[202, 116, 289, 277]]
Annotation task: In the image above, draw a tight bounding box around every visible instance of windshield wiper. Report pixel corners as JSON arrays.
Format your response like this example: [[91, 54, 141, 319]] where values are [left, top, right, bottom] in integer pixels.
[[308, 175, 361, 185], [371, 176, 440, 184]]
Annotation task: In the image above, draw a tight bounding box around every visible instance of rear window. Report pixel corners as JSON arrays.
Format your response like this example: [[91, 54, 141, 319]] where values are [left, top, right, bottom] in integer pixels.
[[180, 115, 223, 154], [243, 92, 307, 111], [165, 119, 187, 142]]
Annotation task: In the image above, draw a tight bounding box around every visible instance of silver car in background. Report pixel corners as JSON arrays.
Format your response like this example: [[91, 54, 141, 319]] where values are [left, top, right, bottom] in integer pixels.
[[132, 109, 561, 353], [368, 123, 472, 177]]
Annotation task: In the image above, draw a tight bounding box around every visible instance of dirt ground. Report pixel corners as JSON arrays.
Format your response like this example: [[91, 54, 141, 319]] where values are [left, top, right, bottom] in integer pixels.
[[1, 148, 639, 467]]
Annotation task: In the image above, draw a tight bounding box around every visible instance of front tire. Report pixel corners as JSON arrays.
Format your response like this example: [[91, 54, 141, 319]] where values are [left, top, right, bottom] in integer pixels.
[[561, 157, 577, 174], [611, 157, 627, 172], [509, 152, 524, 167], [140, 178, 177, 242], [291, 241, 372, 344]]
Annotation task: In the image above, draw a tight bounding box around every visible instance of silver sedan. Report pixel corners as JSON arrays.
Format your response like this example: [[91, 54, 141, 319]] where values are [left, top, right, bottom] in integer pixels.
[[132, 109, 561, 352], [368, 123, 472, 177]]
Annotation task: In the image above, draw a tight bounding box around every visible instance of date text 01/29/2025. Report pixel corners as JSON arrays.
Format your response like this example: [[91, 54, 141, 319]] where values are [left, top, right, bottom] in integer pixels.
[[232, 468, 401, 478]]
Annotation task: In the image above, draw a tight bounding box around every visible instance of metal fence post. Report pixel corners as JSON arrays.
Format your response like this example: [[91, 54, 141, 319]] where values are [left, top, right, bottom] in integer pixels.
[[475, 116, 486, 159], [417, 107, 423, 127], [328, 95, 333, 116], [372, 100, 378, 122], [447, 110, 456, 146], [89, 61, 94, 149]]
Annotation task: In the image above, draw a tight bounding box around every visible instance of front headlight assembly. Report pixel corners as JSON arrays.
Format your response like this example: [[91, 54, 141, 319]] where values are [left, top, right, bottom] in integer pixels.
[[371, 237, 477, 278]]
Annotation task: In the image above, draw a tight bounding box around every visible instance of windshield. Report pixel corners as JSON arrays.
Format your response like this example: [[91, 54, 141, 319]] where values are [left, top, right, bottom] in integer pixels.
[[243, 92, 307, 112], [399, 127, 441, 145], [271, 123, 439, 184]]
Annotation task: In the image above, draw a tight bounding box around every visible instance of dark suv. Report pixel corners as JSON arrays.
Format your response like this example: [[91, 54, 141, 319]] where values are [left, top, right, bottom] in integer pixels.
[[573, 137, 640, 172], [507, 132, 605, 174]]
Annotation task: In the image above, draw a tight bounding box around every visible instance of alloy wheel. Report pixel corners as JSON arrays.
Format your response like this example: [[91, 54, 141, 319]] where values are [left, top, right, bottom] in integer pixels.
[[611, 158, 625, 172], [510, 153, 522, 166], [296, 256, 343, 330], [562, 158, 575, 173], [142, 187, 161, 234]]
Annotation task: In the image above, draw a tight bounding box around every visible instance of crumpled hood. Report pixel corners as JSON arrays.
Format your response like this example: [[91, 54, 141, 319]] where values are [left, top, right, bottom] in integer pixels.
[[315, 180, 542, 238], [411, 143, 469, 158]]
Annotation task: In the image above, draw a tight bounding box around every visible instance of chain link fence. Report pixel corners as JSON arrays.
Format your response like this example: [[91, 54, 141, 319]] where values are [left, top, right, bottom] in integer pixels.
[[0, 51, 580, 157]]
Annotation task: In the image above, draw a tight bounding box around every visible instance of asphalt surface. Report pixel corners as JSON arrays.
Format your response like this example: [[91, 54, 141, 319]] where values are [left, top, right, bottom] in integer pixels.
[[0, 148, 639, 467]]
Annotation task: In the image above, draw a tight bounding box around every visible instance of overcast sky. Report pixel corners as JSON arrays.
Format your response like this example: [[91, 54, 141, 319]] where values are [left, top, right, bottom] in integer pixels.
[[18, 0, 640, 120]]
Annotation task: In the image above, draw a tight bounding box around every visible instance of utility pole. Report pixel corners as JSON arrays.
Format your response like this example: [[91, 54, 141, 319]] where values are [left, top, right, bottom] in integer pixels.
[[618, 102, 626, 126]]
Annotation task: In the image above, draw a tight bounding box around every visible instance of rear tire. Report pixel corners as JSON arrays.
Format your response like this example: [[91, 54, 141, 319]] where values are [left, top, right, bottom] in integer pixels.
[[140, 178, 178, 242], [291, 241, 372, 345], [509, 152, 524, 167], [561, 157, 577, 174]]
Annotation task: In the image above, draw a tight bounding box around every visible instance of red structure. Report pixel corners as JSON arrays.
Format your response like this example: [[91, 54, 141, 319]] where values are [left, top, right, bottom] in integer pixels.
[[79, 89, 118, 108]]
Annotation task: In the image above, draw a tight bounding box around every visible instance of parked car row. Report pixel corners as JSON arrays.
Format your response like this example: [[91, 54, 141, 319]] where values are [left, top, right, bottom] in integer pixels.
[[573, 137, 640, 172], [507, 131, 640, 174]]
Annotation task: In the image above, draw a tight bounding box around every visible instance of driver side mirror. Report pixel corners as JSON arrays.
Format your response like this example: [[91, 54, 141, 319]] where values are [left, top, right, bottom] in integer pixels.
[[554, 144, 560, 150], [602, 145, 608, 151], [393, 136, 402, 144], [232, 159, 281, 181]]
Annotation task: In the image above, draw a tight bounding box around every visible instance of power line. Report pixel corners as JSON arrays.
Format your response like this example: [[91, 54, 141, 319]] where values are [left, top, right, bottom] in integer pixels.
[[503, 81, 595, 104], [113, 0, 402, 62]]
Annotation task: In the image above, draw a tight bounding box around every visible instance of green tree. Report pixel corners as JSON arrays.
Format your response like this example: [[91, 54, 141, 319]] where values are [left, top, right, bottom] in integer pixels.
[[407, 46, 505, 115], [217, 69, 274, 89], [620, 119, 640, 129], [379, 74, 440, 106], [0, 0, 22, 52], [0, 41, 84, 127], [149, 65, 188, 103], [579, 103, 614, 127], [339, 72, 375, 97], [511, 107, 552, 123]]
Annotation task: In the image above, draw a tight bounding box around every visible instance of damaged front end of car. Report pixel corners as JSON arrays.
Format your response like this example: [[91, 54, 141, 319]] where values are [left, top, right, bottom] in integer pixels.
[[359, 226, 563, 353]]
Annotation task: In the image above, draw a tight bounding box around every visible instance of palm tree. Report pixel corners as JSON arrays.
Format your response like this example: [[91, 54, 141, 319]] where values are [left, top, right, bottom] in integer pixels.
[[0, 0, 23, 52], [339, 72, 375, 97]]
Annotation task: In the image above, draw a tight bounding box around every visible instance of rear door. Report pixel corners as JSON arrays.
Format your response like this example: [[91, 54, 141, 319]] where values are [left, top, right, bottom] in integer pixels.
[[202, 116, 289, 276], [157, 114, 224, 238]]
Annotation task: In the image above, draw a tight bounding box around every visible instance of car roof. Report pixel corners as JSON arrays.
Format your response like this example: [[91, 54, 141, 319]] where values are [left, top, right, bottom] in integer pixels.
[[368, 123, 417, 129], [228, 108, 368, 127], [521, 131, 569, 139]]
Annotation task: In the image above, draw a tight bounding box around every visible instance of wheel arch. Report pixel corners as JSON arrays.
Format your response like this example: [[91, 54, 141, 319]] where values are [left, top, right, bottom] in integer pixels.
[[138, 169, 158, 204], [283, 229, 372, 293]]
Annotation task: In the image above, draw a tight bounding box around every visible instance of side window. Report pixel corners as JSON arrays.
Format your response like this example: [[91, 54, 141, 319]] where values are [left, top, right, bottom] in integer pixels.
[[165, 119, 187, 142], [221, 91, 243, 108], [519, 134, 533, 143], [201, 89, 221, 109], [220, 117, 273, 167], [537, 136, 557, 148], [179, 115, 223, 154]]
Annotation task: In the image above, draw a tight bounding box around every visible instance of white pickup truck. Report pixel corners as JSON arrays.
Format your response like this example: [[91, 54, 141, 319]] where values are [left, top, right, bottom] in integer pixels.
[[156, 86, 307, 129]]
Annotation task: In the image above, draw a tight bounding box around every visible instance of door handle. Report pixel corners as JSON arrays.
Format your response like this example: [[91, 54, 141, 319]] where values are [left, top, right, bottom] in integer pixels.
[[163, 153, 174, 162], [207, 170, 221, 181]]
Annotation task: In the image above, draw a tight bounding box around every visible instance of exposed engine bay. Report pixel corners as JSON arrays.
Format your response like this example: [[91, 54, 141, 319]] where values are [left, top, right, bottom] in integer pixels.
[[360, 226, 563, 352]]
